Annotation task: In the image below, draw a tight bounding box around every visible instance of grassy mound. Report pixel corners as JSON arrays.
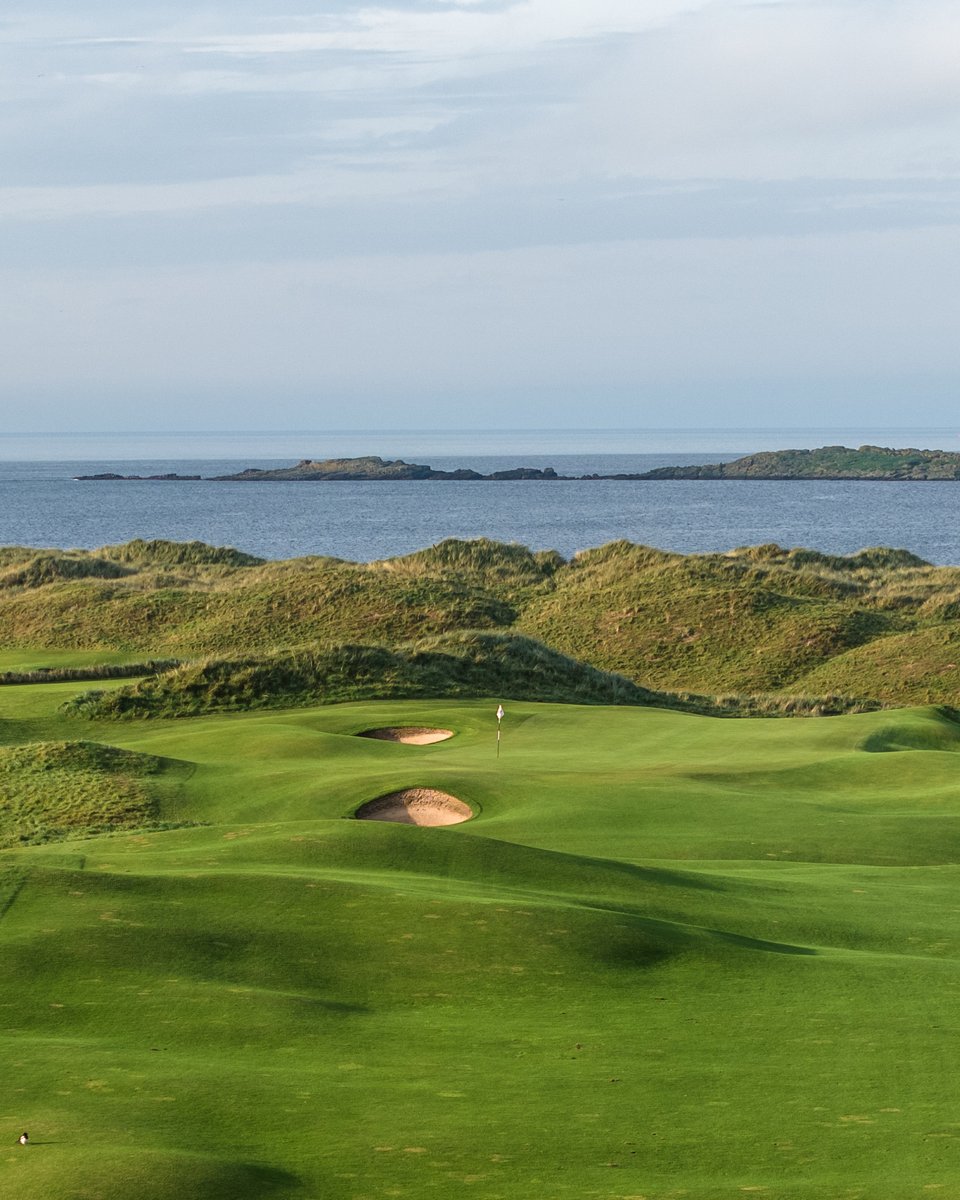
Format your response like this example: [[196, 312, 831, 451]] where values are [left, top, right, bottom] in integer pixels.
[[515, 540, 905, 692], [61, 632, 656, 718], [388, 536, 562, 593], [0, 540, 520, 654], [98, 538, 264, 568], [794, 624, 960, 704], [0, 551, 133, 589], [0, 741, 167, 845], [857, 707, 960, 752]]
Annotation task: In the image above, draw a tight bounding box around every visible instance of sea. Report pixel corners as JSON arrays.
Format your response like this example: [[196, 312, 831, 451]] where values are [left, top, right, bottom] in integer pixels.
[[3, 427, 960, 565]]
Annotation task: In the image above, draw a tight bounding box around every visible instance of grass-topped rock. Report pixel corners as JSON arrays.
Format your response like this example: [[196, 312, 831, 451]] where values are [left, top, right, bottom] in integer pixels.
[[0, 740, 168, 845], [640, 444, 960, 480]]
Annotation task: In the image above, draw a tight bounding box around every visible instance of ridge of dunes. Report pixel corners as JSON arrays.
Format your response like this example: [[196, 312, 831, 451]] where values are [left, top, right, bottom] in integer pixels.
[[1, 536, 960, 706]]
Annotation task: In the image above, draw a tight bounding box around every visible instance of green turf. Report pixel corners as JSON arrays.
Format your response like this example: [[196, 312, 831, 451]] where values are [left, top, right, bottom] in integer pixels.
[[1, 687, 960, 1197], [0, 649, 144, 672]]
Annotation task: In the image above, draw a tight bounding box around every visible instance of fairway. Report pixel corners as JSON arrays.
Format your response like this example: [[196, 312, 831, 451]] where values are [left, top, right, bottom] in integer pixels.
[[1, 683, 959, 1198]]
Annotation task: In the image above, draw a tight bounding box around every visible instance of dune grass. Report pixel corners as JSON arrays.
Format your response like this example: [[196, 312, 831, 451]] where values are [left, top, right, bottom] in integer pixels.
[[58, 632, 664, 719], [1, 680, 960, 1196], [58, 631, 882, 723], [6, 534, 960, 706]]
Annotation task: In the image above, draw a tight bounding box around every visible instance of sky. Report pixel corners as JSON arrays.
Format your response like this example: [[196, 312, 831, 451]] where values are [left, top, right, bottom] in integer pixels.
[[2, 0, 958, 432]]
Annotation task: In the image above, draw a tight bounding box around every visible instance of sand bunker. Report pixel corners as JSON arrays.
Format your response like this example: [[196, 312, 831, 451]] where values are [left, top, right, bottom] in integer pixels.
[[354, 788, 472, 826], [357, 727, 454, 745]]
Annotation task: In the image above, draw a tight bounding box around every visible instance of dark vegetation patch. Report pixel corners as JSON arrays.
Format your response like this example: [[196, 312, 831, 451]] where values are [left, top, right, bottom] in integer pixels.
[[0, 659, 180, 685], [0, 741, 168, 845], [5, 1148, 305, 1200]]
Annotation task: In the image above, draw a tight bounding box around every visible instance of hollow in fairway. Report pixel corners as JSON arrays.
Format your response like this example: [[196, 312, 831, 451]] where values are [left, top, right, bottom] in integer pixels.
[[354, 788, 472, 826], [357, 727, 454, 745]]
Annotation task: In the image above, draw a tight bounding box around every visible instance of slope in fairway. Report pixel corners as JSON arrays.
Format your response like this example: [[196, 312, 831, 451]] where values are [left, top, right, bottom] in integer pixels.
[[1, 691, 959, 1198]]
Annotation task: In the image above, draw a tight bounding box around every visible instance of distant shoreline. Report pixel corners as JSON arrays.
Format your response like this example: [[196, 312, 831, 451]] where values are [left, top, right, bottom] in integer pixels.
[[73, 445, 960, 482]]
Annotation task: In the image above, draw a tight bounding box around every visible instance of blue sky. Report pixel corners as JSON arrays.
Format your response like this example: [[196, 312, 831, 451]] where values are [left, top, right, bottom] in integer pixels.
[[2, 0, 959, 431]]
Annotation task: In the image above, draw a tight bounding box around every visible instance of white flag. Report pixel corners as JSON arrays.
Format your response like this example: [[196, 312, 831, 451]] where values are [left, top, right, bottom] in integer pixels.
[[496, 704, 504, 721]]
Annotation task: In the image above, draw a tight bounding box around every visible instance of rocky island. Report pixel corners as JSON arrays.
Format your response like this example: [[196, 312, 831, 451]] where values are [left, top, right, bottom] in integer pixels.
[[640, 445, 960, 481], [73, 472, 202, 481], [211, 456, 563, 481]]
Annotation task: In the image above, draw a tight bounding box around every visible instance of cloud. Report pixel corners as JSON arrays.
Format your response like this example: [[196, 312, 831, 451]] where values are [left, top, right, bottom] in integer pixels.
[[177, 1, 713, 58], [518, 0, 960, 181], [1, 0, 959, 428], [7, 0, 960, 200]]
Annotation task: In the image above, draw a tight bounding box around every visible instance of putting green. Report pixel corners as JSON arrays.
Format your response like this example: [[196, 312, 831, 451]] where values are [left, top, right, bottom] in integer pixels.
[[1, 688, 959, 1198]]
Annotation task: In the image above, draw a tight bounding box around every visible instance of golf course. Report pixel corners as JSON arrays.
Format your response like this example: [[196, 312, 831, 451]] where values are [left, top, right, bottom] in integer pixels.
[[1, 539, 960, 1197]]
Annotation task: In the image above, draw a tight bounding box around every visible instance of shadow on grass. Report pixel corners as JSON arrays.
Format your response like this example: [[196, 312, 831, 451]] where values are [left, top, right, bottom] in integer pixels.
[[0, 867, 29, 920], [4, 1150, 307, 1200], [554, 848, 731, 893], [707, 927, 818, 956], [582, 910, 817, 971]]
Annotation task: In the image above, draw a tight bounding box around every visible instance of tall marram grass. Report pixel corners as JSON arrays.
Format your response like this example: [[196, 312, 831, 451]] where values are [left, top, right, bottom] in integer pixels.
[[62, 632, 657, 718], [62, 632, 880, 721], [0, 553, 133, 589], [3, 535, 960, 705], [98, 539, 264, 567]]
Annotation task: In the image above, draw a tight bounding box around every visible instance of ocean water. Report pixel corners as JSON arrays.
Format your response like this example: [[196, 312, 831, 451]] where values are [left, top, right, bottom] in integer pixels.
[[3, 428, 960, 564]]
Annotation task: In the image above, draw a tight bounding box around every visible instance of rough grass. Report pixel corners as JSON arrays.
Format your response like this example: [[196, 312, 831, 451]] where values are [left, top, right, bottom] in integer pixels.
[[793, 625, 960, 703], [4, 535, 960, 705], [0, 740, 168, 845], [0, 552, 133, 588], [60, 632, 657, 718], [0, 660, 179, 686], [98, 538, 264, 567], [514, 539, 914, 693], [59, 632, 880, 721]]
